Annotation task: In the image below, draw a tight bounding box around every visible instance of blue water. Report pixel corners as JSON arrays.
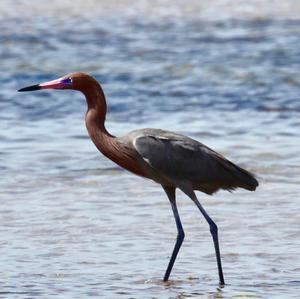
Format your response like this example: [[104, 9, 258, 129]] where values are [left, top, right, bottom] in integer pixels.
[[1, 1, 300, 298]]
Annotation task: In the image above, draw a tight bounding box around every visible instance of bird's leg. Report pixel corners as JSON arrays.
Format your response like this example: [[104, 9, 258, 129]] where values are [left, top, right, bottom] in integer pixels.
[[162, 185, 185, 282], [179, 184, 225, 286], [193, 196, 225, 285]]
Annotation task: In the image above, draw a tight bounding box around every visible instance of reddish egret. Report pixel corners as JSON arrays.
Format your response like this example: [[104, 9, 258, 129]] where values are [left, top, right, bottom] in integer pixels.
[[19, 72, 258, 285]]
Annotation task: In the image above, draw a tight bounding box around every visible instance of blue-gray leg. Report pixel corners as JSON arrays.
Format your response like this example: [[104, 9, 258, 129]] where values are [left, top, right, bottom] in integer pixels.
[[192, 195, 225, 285], [179, 184, 225, 285], [162, 186, 185, 282]]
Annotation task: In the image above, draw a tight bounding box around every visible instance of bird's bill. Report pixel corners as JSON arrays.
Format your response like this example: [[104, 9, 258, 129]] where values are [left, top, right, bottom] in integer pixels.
[[18, 77, 70, 92]]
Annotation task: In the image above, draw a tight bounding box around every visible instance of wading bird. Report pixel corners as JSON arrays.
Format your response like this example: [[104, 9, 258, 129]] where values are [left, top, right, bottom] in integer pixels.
[[19, 72, 258, 285]]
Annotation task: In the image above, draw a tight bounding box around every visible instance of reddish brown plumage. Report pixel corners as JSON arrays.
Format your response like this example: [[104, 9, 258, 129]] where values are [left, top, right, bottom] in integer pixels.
[[83, 81, 146, 178]]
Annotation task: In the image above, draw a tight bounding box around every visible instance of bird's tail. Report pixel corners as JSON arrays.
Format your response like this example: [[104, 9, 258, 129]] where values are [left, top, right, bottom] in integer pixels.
[[216, 155, 259, 191], [232, 163, 259, 191]]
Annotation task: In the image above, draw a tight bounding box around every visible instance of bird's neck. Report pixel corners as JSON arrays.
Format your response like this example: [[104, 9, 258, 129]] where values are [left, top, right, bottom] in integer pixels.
[[84, 83, 107, 127], [83, 82, 146, 178], [83, 84, 117, 156]]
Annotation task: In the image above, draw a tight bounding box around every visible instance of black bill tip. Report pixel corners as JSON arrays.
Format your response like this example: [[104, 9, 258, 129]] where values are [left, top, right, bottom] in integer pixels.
[[18, 84, 41, 92]]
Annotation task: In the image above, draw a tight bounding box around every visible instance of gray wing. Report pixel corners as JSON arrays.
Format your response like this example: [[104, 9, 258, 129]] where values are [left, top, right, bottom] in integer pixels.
[[132, 129, 258, 194]]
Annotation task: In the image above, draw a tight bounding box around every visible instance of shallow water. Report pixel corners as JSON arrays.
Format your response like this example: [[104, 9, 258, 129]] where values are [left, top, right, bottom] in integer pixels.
[[1, 1, 300, 298]]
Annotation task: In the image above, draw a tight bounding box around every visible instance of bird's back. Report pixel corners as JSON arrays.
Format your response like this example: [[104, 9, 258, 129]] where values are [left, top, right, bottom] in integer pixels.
[[119, 128, 258, 195]]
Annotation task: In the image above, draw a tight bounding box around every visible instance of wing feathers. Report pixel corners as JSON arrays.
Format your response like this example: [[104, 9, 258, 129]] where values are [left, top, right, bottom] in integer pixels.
[[134, 132, 258, 194]]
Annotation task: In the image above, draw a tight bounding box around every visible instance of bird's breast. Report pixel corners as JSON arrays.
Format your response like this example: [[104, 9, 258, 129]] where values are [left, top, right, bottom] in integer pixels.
[[85, 116, 147, 178], [96, 135, 147, 178]]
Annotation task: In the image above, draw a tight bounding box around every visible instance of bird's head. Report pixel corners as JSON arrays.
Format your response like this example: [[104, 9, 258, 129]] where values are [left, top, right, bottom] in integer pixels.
[[18, 72, 99, 93]]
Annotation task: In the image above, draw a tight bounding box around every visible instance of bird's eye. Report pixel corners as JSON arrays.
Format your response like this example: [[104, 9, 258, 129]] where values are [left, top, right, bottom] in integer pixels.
[[61, 78, 73, 85]]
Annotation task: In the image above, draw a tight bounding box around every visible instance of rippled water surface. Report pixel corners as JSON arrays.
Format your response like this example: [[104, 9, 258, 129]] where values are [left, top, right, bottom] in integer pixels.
[[1, 1, 300, 298]]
